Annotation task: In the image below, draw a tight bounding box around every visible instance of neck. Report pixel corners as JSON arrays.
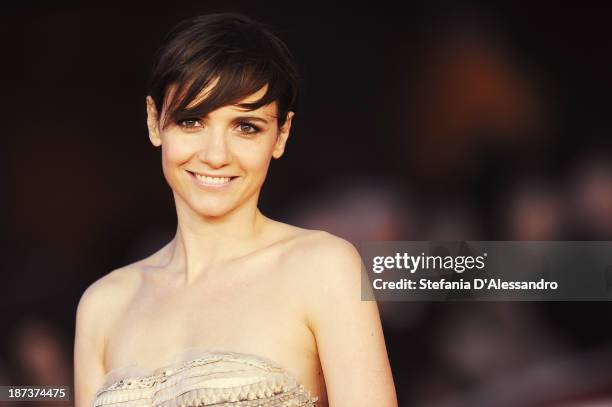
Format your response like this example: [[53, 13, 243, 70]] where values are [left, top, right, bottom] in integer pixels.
[[163, 192, 267, 284]]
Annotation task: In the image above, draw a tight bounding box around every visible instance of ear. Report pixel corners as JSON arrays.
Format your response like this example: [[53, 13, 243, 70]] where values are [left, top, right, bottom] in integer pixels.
[[272, 111, 294, 159], [146, 96, 162, 147]]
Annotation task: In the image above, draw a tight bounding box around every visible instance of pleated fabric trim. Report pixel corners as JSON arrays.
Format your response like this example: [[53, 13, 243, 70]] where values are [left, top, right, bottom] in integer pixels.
[[93, 349, 318, 407]]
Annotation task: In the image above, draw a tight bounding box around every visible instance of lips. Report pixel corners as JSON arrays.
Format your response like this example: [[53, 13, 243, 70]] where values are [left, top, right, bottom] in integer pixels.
[[186, 170, 237, 188]]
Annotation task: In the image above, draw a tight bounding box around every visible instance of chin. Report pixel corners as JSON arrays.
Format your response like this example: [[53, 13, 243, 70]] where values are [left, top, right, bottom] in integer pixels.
[[190, 201, 236, 218]]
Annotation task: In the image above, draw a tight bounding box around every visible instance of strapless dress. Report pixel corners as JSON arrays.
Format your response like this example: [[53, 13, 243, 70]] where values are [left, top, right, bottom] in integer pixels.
[[92, 348, 319, 407]]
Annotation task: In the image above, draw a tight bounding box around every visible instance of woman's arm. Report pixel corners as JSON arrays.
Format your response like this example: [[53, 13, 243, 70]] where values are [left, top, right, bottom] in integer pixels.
[[73, 282, 108, 407], [305, 234, 398, 406]]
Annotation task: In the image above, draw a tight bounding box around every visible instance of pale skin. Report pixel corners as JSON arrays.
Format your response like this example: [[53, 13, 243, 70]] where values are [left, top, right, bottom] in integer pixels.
[[73, 83, 398, 407]]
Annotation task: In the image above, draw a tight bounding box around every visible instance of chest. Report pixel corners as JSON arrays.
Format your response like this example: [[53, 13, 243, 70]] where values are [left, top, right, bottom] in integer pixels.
[[104, 266, 312, 373]]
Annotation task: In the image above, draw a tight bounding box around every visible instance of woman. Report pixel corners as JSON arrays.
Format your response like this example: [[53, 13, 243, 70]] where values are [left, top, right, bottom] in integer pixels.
[[74, 13, 397, 407]]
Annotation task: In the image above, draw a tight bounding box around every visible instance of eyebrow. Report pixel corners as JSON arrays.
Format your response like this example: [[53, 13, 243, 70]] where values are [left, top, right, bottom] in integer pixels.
[[232, 115, 271, 124]]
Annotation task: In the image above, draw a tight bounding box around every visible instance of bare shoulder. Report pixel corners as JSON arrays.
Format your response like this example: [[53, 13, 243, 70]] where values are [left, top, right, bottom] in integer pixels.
[[78, 240, 174, 309], [272, 223, 363, 289], [74, 260, 150, 406], [275, 231, 397, 406], [75, 258, 150, 342], [78, 265, 140, 311], [265, 217, 356, 258], [300, 231, 360, 267]]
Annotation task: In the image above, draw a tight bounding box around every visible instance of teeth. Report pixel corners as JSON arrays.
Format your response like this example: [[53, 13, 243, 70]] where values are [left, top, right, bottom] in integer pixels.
[[194, 173, 231, 185]]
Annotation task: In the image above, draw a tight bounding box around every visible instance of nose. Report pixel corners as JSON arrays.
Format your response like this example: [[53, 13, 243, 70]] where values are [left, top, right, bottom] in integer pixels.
[[198, 128, 231, 168]]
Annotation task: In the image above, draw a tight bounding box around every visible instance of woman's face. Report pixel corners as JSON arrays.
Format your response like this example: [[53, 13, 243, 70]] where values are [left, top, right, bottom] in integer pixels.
[[146, 85, 293, 218]]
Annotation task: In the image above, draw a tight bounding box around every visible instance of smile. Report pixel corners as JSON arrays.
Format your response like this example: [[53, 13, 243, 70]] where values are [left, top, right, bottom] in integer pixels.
[[187, 170, 237, 189], [195, 173, 231, 184]]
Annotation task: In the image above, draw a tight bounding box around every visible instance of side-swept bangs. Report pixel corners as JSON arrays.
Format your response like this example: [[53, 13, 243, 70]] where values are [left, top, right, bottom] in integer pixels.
[[147, 13, 299, 130]]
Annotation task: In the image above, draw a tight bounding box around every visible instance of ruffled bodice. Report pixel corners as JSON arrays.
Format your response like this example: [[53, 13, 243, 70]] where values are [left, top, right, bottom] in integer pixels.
[[93, 349, 318, 407]]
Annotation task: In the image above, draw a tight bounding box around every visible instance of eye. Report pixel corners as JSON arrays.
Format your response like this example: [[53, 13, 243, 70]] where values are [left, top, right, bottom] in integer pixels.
[[236, 122, 261, 135], [177, 118, 203, 129]]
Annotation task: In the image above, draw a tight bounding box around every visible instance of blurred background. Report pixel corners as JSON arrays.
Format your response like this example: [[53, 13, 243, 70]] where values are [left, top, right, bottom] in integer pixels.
[[1, 2, 612, 406]]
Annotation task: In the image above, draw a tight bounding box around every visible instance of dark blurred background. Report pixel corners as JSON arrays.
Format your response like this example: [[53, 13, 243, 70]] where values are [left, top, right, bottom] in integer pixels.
[[2, 3, 612, 406]]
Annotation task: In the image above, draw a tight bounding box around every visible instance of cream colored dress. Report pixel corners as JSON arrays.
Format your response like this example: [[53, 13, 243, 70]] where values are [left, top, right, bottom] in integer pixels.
[[92, 348, 318, 407]]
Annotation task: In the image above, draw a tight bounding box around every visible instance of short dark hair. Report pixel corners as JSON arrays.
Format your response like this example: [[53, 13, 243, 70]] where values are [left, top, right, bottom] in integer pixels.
[[147, 13, 300, 130]]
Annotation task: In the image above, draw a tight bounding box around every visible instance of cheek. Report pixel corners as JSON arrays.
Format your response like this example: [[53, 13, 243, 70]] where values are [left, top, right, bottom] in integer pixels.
[[162, 138, 193, 164], [159, 137, 196, 189], [232, 139, 275, 175]]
